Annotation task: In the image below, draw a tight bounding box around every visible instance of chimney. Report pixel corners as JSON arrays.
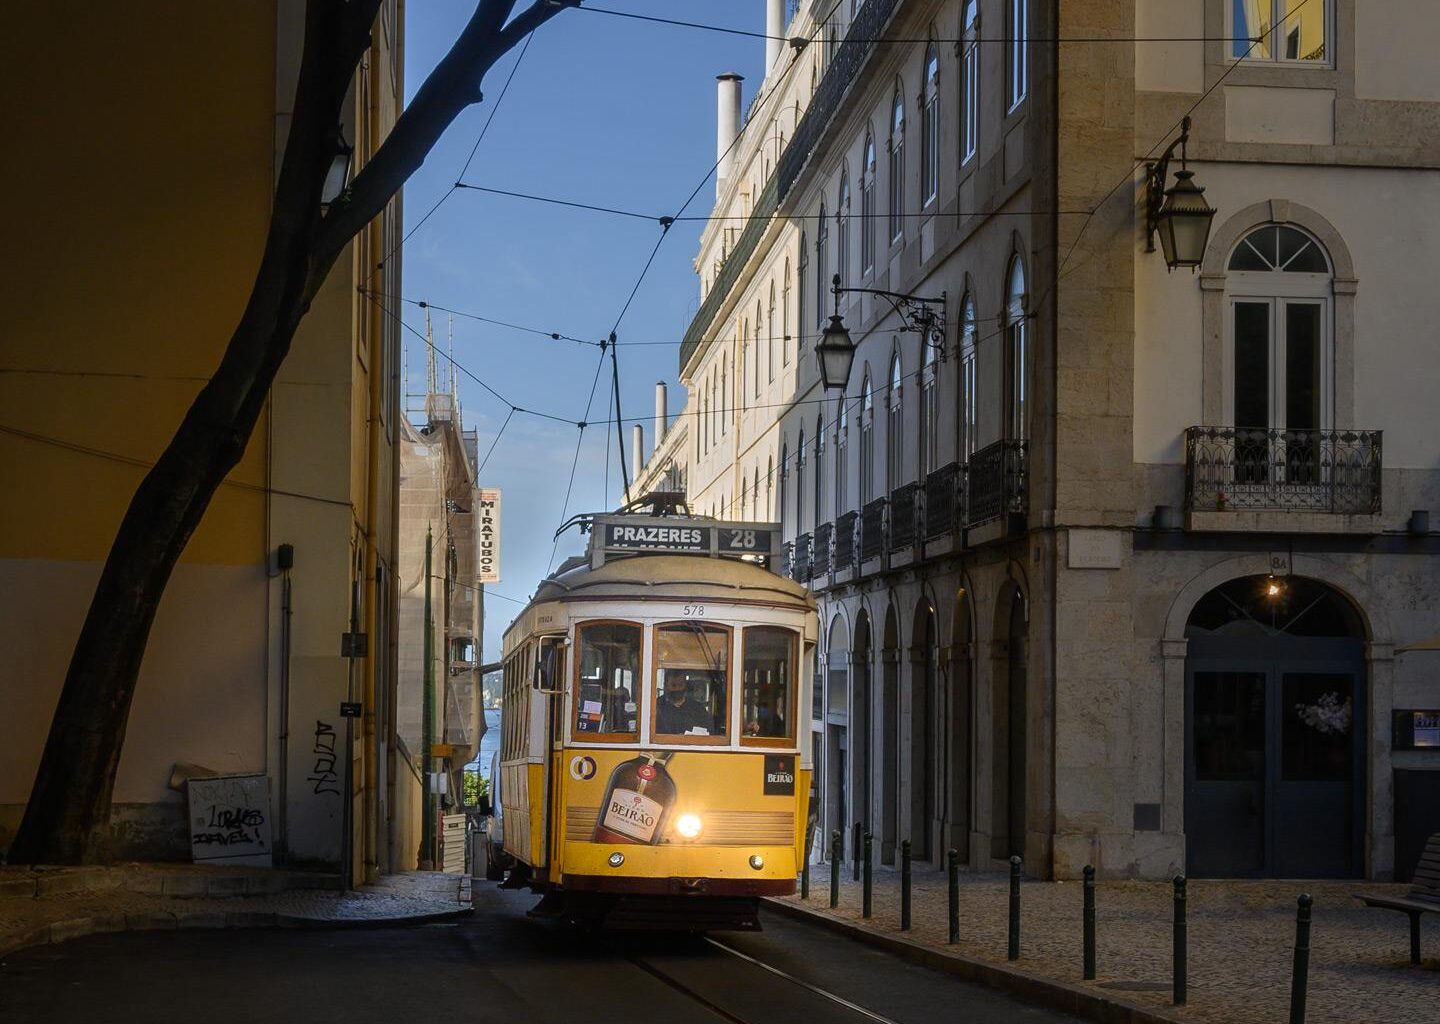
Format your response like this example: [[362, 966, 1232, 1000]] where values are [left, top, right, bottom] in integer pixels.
[[716, 73, 744, 199], [632, 423, 645, 480], [766, 0, 784, 71], [654, 381, 668, 446]]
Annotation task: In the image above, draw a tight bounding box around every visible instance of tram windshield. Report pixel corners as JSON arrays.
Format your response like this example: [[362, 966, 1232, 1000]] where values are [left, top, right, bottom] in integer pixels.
[[742, 627, 795, 741], [653, 623, 730, 740], [574, 622, 640, 737]]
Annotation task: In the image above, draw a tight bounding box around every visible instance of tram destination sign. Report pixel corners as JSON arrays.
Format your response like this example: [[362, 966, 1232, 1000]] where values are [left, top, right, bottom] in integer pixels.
[[593, 516, 779, 563]]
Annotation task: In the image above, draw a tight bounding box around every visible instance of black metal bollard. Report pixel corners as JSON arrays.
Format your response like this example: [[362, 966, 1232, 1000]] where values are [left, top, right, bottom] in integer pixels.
[[800, 821, 812, 899], [1007, 855, 1022, 961], [947, 848, 960, 944], [830, 830, 841, 909], [853, 821, 863, 881], [1289, 894, 1313, 1024], [863, 831, 873, 918], [1082, 865, 1096, 980], [900, 840, 913, 930], [1173, 875, 1188, 1006]]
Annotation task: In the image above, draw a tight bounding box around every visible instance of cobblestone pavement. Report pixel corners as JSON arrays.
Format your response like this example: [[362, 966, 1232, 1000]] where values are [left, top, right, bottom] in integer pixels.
[[784, 865, 1437, 1024], [0, 865, 471, 957]]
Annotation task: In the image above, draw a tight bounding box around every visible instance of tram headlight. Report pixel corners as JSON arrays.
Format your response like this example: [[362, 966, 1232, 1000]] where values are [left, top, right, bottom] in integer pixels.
[[608, 852, 625, 868], [748, 855, 765, 870], [675, 813, 704, 839]]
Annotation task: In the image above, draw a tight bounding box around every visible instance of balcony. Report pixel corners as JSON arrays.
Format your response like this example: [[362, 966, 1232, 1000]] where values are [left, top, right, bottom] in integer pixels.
[[812, 521, 834, 579], [834, 510, 858, 571], [889, 482, 921, 551], [1184, 427, 1382, 526], [966, 440, 1029, 527], [924, 463, 964, 539], [792, 533, 813, 582], [859, 498, 887, 562]]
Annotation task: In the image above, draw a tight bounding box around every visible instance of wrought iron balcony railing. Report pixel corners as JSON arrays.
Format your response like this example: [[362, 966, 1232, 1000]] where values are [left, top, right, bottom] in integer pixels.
[[792, 532, 813, 582], [834, 510, 858, 569], [859, 497, 887, 561], [781, 541, 794, 580], [1184, 427, 1382, 514], [966, 439, 1029, 527], [924, 462, 964, 538], [812, 521, 834, 578], [889, 482, 921, 551]]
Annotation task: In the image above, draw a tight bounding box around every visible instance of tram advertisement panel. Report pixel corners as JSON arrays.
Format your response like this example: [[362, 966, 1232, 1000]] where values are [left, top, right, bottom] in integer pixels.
[[563, 749, 804, 848]]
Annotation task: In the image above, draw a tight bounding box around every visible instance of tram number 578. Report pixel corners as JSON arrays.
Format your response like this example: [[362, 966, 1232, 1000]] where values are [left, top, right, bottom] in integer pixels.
[[682, 604, 705, 617]]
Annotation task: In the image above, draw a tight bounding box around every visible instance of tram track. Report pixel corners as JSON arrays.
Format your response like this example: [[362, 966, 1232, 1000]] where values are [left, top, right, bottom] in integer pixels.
[[625, 934, 904, 1024]]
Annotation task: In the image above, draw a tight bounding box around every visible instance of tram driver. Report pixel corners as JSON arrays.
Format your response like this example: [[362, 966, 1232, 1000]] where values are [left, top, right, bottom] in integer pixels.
[[656, 677, 715, 736]]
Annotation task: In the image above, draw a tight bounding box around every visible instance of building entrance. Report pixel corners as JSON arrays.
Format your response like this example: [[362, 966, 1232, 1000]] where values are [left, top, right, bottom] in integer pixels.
[[1184, 576, 1365, 878]]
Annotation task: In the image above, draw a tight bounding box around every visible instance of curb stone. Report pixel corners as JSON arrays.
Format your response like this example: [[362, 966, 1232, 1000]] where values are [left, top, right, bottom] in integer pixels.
[[765, 897, 1182, 1024]]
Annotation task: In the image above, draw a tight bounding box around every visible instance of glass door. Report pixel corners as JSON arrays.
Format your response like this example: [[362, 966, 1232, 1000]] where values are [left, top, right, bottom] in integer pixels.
[[1187, 669, 1267, 877]]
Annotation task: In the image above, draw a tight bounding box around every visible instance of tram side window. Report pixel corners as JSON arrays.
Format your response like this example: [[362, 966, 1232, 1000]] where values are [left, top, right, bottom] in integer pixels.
[[575, 622, 641, 738], [653, 623, 730, 741], [742, 627, 795, 741]]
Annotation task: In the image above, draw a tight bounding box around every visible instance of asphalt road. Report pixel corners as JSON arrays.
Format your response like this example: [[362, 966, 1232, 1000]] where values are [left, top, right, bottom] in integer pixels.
[[0, 886, 1082, 1024]]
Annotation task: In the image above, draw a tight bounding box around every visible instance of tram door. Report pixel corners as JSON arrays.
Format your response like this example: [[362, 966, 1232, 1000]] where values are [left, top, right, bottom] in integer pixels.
[[538, 639, 565, 868]]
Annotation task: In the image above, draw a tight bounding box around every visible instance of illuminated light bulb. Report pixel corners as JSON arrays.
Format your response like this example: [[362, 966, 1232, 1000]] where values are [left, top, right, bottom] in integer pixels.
[[675, 813, 703, 839]]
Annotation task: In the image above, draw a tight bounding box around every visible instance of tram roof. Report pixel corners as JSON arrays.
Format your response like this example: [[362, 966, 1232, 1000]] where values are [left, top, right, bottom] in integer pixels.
[[530, 552, 814, 610]]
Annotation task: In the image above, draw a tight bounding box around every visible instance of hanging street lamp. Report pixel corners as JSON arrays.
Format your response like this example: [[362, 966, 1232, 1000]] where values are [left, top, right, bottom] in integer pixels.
[[321, 125, 355, 211], [817, 273, 946, 391], [1145, 116, 1217, 271]]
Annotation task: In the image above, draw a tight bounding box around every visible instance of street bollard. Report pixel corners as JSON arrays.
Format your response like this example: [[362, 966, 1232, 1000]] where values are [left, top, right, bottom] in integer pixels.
[[947, 848, 960, 944], [1082, 864, 1097, 981], [1008, 855, 1022, 961], [863, 831, 873, 918], [830, 830, 841, 909], [900, 840, 913, 930], [1173, 875, 1188, 1006], [801, 822, 812, 900], [1289, 894, 1313, 1024], [853, 821, 863, 881]]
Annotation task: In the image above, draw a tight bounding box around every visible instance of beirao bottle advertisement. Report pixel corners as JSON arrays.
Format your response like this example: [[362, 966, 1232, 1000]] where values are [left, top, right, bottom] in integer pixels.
[[564, 749, 800, 848]]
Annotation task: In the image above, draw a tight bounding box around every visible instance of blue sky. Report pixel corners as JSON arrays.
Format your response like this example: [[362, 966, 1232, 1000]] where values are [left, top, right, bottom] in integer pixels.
[[401, 3, 766, 657]]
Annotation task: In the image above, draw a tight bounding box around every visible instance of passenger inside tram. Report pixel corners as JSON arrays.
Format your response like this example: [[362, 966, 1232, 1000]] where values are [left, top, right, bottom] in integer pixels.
[[656, 678, 716, 736], [654, 623, 728, 737]]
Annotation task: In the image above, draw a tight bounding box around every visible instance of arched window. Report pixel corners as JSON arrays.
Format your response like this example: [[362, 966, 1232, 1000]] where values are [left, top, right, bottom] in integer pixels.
[[779, 442, 789, 530], [1226, 224, 1332, 438], [814, 413, 826, 526], [861, 131, 877, 274], [781, 260, 792, 367], [1008, 0, 1028, 110], [888, 88, 905, 244], [1006, 258, 1028, 441], [702, 393, 710, 453], [837, 169, 851, 287], [859, 370, 875, 501], [815, 204, 829, 329], [920, 327, 938, 475], [753, 466, 761, 521], [921, 43, 940, 207], [959, 293, 978, 460], [740, 474, 749, 518], [767, 282, 777, 381], [796, 429, 807, 529], [766, 455, 774, 518], [836, 394, 850, 514], [887, 352, 903, 490], [798, 234, 808, 361], [720, 354, 728, 436], [756, 301, 765, 397], [961, 0, 980, 164], [740, 330, 749, 412]]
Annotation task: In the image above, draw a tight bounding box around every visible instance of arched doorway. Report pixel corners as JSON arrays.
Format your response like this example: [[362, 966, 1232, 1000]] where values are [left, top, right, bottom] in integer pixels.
[[852, 610, 872, 850], [881, 605, 900, 864], [948, 590, 973, 863], [910, 602, 938, 860], [991, 583, 1027, 861], [1185, 575, 1366, 878], [825, 614, 850, 858]]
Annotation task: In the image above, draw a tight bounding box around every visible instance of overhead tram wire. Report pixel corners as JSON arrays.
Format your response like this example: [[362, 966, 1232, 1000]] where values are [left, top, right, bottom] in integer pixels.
[[571, 4, 1264, 48], [548, 345, 610, 572], [376, 27, 537, 271]]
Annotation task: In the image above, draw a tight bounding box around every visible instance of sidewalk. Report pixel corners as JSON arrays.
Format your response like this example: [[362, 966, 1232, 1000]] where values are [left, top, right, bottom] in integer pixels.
[[0, 864, 472, 958], [776, 864, 1436, 1024]]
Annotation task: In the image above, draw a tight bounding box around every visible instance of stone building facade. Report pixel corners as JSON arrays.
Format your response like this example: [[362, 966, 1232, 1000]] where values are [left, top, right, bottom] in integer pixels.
[[638, 0, 1440, 882]]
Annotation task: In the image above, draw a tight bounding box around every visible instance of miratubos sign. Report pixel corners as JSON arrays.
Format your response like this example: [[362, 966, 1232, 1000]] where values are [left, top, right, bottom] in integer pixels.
[[477, 488, 500, 584]]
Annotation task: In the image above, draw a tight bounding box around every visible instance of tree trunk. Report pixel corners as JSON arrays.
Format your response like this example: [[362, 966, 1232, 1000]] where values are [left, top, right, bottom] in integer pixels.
[[9, 0, 561, 865]]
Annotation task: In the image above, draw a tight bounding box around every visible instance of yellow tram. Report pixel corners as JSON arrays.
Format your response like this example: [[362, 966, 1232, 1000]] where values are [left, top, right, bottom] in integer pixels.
[[497, 498, 817, 929]]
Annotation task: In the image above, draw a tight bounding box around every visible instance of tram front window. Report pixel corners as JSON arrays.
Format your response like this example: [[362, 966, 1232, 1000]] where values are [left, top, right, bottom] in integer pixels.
[[743, 627, 795, 741], [654, 623, 730, 740], [575, 622, 640, 737]]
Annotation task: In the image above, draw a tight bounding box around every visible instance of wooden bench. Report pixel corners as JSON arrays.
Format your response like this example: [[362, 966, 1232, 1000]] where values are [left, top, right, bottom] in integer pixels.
[[1355, 832, 1440, 965]]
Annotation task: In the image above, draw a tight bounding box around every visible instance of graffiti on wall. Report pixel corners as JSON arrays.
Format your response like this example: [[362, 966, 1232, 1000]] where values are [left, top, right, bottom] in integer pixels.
[[308, 719, 341, 796], [188, 774, 273, 865]]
